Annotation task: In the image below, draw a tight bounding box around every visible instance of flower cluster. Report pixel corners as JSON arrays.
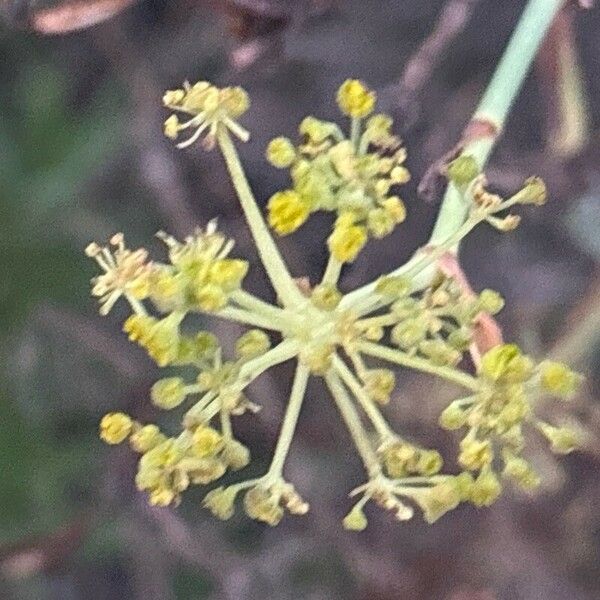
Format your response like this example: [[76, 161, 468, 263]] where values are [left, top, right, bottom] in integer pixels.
[[266, 80, 410, 262], [163, 81, 250, 149], [440, 345, 582, 494], [89, 79, 583, 530]]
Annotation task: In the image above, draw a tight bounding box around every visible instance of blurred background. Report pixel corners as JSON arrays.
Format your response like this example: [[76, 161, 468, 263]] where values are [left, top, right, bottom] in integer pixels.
[[1, 1, 600, 598]]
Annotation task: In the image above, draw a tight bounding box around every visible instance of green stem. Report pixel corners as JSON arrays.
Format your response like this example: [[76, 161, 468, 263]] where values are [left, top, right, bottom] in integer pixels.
[[230, 289, 285, 318], [217, 306, 286, 331], [341, 0, 565, 311], [332, 355, 394, 440], [350, 117, 361, 152], [267, 362, 310, 477], [429, 0, 566, 244], [359, 341, 480, 392], [220, 408, 233, 440], [216, 128, 305, 308], [237, 339, 299, 385], [342, 215, 479, 315], [321, 255, 343, 287], [325, 370, 381, 478]]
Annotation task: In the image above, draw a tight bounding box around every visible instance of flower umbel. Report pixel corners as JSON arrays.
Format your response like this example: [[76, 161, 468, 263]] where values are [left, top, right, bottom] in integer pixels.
[[163, 81, 250, 149], [89, 79, 583, 529]]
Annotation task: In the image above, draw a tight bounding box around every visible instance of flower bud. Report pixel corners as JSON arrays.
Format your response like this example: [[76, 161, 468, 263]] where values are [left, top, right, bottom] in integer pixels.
[[540, 361, 581, 398], [458, 437, 493, 471], [266, 137, 296, 168], [192, 426, 223, 457], [343, 504, 368, 531], [311, 283, 342, 311], [439, 401, 468, 430], [221, 439, 251, 470], [203, 486, 237, 520], [477, 289, 505, 315], [336, 79, 376, 118], [364, 369, 396, 404], [538, 422, 579, 455], [268, 190, 310, 236], [130, 424, 165, 453], [99, 412, 133, 445], [328, 223, 368, 263], [469, 469, 502, 507], [151, 377, 187, 410], [235, 329, 271, 360], [479, 344, 534, 384]]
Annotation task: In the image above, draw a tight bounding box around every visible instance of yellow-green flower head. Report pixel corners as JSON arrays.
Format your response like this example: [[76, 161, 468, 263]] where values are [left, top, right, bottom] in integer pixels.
[[411, 479, 461, 524], [539, 361, 581, 398], [192, 426, 223, 457], [469, 469, 502, 507], [416, 449, 444, 476], [203, 486, 238, 520], [221, 439, 250, 470], [337, 79, 376, 118], [99, 412, 133, 445], [86, 233, 152, 315], [439, 400, 469, 430], [502, 454, 540, 491], [235, 329, 271, 360], [156, 222, 248, 313], [266, 137, 296, 168], [477, 289, 505, 315], [163, 80, 250, 149], [479, 344, 534, 384], [123, 312, 183, 367], [267, 190, 310, 235], [265, 80, 409, 264], [311, 283, 342, 311], [363, 368, 396, 405], [130, 424, 165, 453], [151, 377, 187, 410], [458, 437, 493, 471], [380, 441, 418, 478], [343, 504, 368, 531], [538, 422, 580, 454], [328, 222, 367, 263], [133, 437, 224, 507], [244, 485, 284, 526]]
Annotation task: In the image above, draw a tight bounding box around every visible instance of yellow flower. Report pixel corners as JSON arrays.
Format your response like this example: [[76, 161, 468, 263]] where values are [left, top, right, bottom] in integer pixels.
[[151, 377, 187, 410], [267, 190, 310, 235], [235, 329, 271, 360], [479, 344, 533, 383], [99, 412, 133, 445], [208, 259, 249, 291], [192, 426, 223, 457], [336, 79, 376, 118], [343, 504, 368, 531], [203, 486, 238, 520], [469, 469, 502, 507], [163, 81, 250, 149], [381, 196, 406, 224], [163, 114, 180, 140], [130, 424, 165, 453], [363, 369, 396, 404], [266, 137, 296, 168], [540, 361, 581, 398], [86, 233, 151, 315], [458, 437, 493, 471], [328, 223, 367, 262]]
